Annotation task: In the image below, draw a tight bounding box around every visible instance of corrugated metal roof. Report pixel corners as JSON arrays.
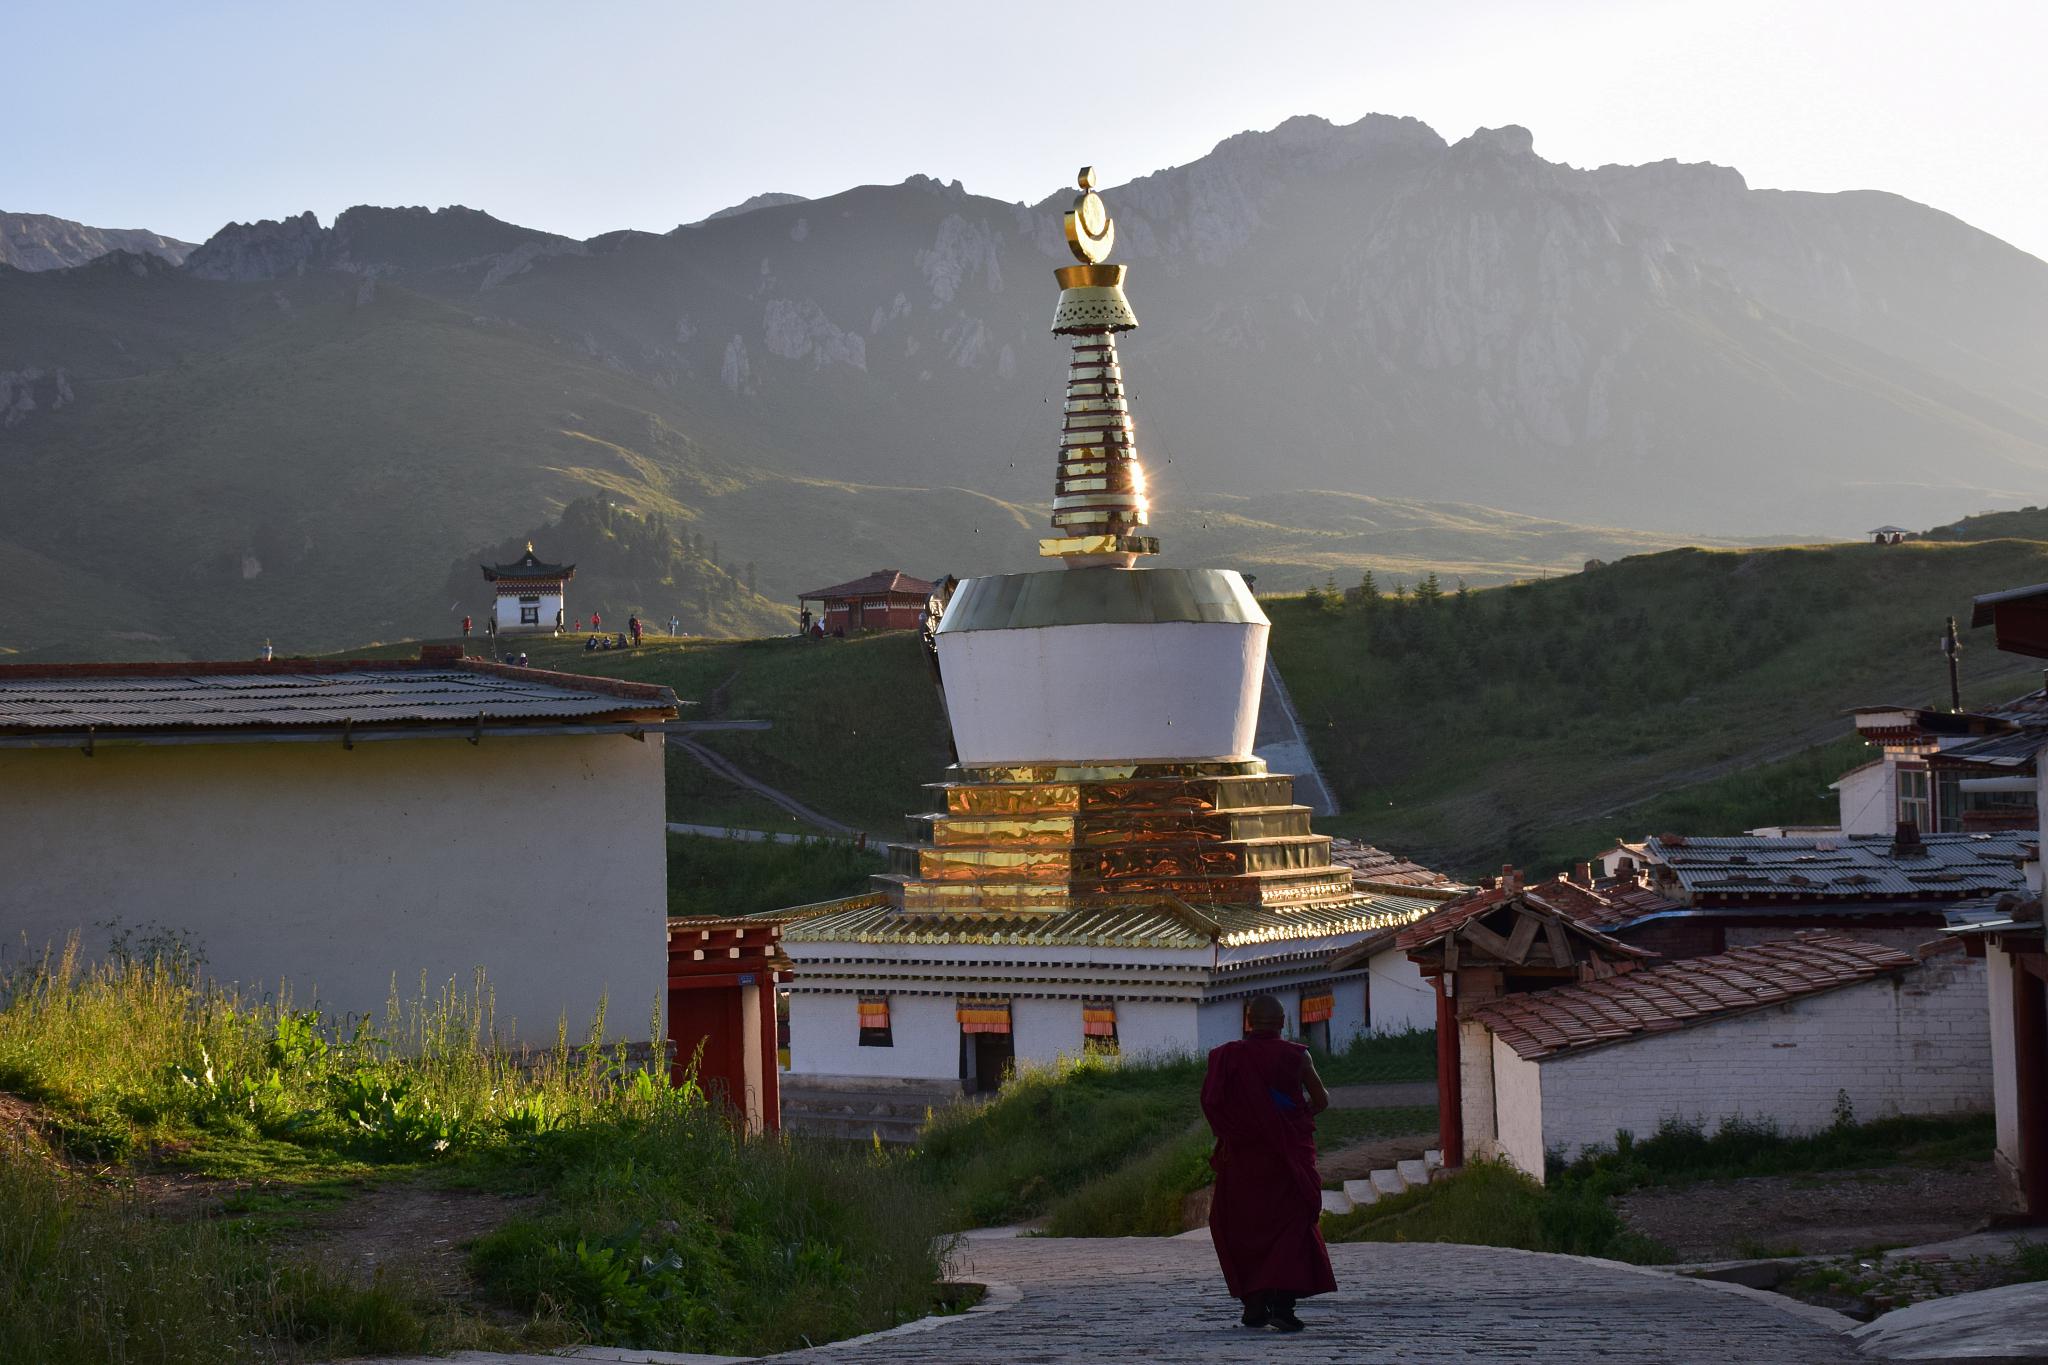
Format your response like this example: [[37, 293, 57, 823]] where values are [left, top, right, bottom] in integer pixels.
[[0, 664, 676, 732], [1647, 830, 2028, 900], [773, 890, 1436, 950]]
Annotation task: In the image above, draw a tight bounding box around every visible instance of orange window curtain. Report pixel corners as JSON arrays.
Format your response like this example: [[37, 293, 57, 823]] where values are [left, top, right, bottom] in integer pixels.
[[957, 996, 1012, 1035], [1300, 990, 1335, 1025], [1081, 999, 1117, 1037], [857, 997, 891, 1030]]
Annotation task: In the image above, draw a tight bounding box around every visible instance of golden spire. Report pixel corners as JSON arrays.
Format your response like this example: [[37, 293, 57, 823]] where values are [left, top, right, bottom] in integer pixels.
[[1041, 167, 1158, 567]]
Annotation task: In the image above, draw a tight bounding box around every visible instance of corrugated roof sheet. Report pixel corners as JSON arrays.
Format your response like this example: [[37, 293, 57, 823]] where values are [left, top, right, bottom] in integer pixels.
[[0, 659, 677, 732], [1470, 933, 1918, 1060], [773, 890, 1437, 950], [1647, 830, 2028, 900]]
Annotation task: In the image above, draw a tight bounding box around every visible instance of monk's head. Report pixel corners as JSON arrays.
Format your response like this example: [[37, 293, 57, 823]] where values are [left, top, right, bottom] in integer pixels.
[[1245, 995, 1285, 1036]]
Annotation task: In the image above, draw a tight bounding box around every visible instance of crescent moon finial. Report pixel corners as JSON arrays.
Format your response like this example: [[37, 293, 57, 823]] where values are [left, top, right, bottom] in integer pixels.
[[1063, 166, 1115, 265]]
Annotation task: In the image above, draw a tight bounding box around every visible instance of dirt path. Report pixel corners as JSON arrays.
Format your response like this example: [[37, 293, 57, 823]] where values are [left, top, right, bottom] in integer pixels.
[[291, 1180, 540, 1297], [1617, 1161, 2017, 1261], [666, 734, 856, 837]]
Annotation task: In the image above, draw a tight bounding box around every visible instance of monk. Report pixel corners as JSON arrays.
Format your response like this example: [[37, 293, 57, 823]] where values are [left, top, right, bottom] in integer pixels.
[[1200, 994, 1336, 1332]]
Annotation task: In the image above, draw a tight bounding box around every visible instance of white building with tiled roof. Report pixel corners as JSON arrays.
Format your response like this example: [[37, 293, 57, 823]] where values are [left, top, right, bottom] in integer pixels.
[[752, 173, 1435, 1116], [1461, 934, 1989, 1179], [0, 645, 679, 1043]]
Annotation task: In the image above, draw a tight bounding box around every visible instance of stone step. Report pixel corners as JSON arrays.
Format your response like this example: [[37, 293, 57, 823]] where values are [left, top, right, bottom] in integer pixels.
[[1320, 1189, 1354, 1217], [1424, 1149, 1443, 1171], [778, 1093, 948, 1121], [1369, 1168, 1408, 1199], [1340, 1178, 1380, 1208], [781, 1112, 927, 1144], [1396, 1158, 1430, 1188]]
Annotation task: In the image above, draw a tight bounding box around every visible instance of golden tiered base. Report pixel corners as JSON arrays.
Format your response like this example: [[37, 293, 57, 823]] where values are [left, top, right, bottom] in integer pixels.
[[875, 759, 1359, 913]]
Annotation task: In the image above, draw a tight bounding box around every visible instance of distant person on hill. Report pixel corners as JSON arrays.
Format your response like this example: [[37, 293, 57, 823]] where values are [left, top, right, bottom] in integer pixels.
[[592, 611, 602, 631], [800, 606, 813, 635], [668, 614, 680, 637], [629, 615, 642, 646], [461, 615, 472, 637], [1200, 994, 1334, 1333]]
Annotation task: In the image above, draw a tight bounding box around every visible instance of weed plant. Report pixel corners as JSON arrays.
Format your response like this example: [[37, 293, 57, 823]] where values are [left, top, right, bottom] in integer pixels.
[[1311, 1026, 1436, 1086], [0, 938, 948, 1359]]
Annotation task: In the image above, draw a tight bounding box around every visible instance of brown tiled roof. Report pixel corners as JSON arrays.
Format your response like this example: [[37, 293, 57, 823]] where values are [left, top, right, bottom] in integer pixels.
[[1470, 932, 1916, 1060], [800, 569, 934, 600], [1393, 877, 1679, 951], [1327, 839, 1463, 891]]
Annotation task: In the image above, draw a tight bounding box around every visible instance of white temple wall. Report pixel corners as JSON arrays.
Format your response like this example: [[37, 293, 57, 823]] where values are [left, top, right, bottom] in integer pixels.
[[494, 590, 565, 635], [1012, 997, 1080, 1066], [1197, 999, 1245, 1054], [1116, 1000, 1198, 1061], [1369, 947, 1440, 1034], [1329, 977, 1369, 1047], [786, 993, 960, 1082], [938, 619, 1267, 764]]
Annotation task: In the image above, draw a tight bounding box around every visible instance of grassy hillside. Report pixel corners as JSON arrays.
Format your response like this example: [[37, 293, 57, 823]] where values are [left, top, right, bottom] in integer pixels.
[[345, 532, 2048, 869], [1270, 537, 2048, 873]]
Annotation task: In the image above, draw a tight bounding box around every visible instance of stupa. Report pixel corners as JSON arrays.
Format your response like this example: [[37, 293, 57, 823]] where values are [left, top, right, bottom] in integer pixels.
[[763, 169, 1434, 1105]]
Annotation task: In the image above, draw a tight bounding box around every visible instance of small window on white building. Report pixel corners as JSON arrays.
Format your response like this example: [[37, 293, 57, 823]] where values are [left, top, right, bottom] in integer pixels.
[[1898, 768, 1933, 832], [857, 996, 892, 1047], [519, 605, 540, 625], [1082, 998, 1118, 1055]]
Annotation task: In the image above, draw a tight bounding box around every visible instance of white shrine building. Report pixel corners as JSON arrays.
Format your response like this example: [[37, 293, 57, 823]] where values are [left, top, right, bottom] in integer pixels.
[[483, 543, 574, 635], [752, 170, 1435, 1110]]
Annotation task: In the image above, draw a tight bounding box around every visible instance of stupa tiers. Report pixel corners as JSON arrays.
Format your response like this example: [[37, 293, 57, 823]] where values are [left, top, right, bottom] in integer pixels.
[[482, 543, 573, 635], [758, 170, 1433, 1099]]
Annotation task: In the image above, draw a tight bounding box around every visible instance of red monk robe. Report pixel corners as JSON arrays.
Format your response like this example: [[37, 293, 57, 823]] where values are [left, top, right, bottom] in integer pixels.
[[1200, 1034, 1337, 1303]]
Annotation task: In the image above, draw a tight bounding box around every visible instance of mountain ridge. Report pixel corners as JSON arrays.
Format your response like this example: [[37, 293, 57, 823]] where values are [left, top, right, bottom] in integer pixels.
[[5, 111, 2047, 661]]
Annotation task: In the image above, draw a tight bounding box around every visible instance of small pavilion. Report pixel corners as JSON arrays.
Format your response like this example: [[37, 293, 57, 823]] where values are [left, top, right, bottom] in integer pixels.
[[482, 542, 574, 635], [798, 570, 935, 635]]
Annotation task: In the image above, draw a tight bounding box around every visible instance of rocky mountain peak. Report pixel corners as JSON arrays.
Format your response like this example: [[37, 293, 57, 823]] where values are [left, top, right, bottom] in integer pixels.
[[182, 211, 330, 281], [0, 212, 196, 272]]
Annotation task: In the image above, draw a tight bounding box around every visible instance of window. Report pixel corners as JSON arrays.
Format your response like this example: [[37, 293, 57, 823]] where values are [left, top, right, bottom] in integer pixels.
[[519, 605, 540, 625], [1897, 768, 1933, 832], [857, 996, 892, 1048], [1300, 989, 1334, 1053], [1082, 998, 1118, 1055]]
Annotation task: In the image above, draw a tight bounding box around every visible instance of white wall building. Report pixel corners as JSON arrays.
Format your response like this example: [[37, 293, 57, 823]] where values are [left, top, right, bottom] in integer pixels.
[[1458, 934, 1990, 1180], [483, 543, 574, 636], [0, 648, 676, 1043]]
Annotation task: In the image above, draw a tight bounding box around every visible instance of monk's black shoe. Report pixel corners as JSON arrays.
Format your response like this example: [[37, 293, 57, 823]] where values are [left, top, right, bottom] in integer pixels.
[[1270, 1308, 1306, 1333], [1239, 1298, 1271, 1329]]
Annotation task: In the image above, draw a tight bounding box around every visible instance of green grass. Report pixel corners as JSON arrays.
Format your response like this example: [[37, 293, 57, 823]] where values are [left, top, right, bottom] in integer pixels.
[[1271, 538, 2048, 873], [1312, 1027, 1436, 1085], [0, 939, 949, 1359], [1324, 1161, 1670, 1262], [0, 1153, 522, 1365], [666, 832, 883, 918], [1555, 1110, 1995, 1188], [917, 1039, 1434, 1236], [1323, 1111, 1997, 1267]]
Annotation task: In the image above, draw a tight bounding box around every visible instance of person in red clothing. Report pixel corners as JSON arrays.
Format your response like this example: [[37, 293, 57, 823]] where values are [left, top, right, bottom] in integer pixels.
[[591, 610, 602, 631], [1200, 994, 1335, 1333], [461, 615, 472, 637]]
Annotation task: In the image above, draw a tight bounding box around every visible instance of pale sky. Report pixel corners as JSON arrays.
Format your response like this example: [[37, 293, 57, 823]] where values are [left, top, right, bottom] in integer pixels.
[[10, 0, 2045, 261]]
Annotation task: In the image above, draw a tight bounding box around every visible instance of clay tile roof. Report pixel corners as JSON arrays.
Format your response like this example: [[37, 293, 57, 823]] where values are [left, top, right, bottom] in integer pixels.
[[1392, 876, 1681, 952], [1470, 932, 1917, 1061], [800, 569, 935, 600], [1327, 839, 1466, 893]]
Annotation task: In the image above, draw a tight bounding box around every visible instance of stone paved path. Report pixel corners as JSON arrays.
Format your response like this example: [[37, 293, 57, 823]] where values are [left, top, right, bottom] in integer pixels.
[[778, 1236, 1860, 1363]]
